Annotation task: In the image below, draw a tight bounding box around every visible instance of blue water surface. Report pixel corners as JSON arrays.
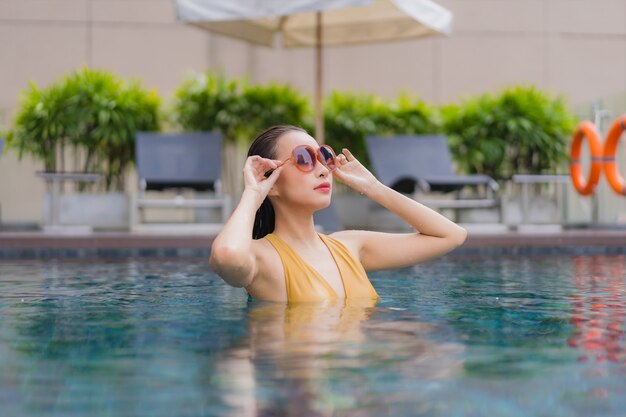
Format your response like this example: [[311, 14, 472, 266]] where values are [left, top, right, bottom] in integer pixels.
[[1, 255, 625, 417]]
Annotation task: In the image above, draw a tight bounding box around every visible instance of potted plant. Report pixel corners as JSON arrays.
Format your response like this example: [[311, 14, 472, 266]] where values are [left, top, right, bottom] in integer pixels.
[[8, 67, 161, 229], [324, 91, 440, 229], [442, 85, 578, 224], [174, 71, 311, 197]]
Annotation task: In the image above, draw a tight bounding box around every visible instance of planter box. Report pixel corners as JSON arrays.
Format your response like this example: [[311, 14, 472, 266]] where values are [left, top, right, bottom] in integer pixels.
[[501, 195, 561, 226], [334, 192, 505, 231], [193, 192, 233, 224], [456, 207, 502, 223], [44, 193, 130, 230], [333, 192, 413, 231], [333, 192, 372, 230]]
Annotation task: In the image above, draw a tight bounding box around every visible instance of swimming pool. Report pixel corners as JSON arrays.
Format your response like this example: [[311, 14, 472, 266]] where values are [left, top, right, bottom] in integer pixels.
[[1, 255, 625, 416]]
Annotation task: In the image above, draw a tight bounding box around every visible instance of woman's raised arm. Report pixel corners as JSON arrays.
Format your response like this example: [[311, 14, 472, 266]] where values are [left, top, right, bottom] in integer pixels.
[[209, 156, 282, 287], [332, 149, 467, 271]]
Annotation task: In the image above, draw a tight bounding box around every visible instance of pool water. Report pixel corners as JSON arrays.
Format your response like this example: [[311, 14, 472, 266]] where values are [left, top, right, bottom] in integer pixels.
[[1, 255, 625, 417]]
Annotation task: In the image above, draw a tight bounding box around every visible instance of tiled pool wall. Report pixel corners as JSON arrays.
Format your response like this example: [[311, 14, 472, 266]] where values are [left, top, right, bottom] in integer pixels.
[[1, 245, 626, 259], [1, 230, 625, 259]]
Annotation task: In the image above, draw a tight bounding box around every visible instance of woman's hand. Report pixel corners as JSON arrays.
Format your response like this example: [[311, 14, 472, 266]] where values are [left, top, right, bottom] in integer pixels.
[[332, 148, 379, 195], [243, 156, 283, 199]]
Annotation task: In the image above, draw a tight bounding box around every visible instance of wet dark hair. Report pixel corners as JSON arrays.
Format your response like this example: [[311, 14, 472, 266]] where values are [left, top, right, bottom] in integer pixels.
[[248, 125, 307, 239]]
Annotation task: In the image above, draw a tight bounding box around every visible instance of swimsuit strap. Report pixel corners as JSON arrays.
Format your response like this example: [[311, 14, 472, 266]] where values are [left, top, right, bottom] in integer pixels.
[[317, 233, 378, 299], [265, 233, 379, 302], [265, 233, 339, 301]]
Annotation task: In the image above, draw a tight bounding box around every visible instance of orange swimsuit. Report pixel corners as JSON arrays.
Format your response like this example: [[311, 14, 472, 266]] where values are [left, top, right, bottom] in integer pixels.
[[264, 232, 379, 302]]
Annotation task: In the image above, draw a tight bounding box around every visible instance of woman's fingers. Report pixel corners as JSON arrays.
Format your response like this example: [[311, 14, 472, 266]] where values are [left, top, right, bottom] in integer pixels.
[[342, 148, 356, 162], [263, 166, 282, 187], [264, 159, 284, 170], [246, 156, 282, 174], [245, 156, 286, 182], [243, 156, 283, 197]]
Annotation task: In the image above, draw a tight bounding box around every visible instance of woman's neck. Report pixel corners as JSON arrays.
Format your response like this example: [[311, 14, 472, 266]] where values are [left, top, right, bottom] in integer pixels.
[[272, 205, 320, 246]]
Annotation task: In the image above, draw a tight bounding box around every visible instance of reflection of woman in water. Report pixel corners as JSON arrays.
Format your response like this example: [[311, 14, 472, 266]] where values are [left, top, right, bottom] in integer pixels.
[[210, 125, 467, 302], [218, 299, 464, 416]]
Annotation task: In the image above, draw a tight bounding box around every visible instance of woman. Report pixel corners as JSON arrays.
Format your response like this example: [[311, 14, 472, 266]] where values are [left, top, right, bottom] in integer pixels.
[[210, 125, 467, 302]]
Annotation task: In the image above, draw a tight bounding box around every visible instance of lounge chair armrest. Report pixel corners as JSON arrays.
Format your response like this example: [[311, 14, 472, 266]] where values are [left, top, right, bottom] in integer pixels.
[[488, 178, 500, 192], [416, 178, 431, 193], [419, 175, 499, 192]]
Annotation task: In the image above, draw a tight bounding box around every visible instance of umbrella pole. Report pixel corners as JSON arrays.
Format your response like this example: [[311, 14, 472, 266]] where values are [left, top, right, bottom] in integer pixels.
[[315, 11, 325, 144]]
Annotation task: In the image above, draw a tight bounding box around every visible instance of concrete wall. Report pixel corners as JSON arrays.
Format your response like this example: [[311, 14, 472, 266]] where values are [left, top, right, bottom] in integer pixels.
[[1, 0, 626, 225]]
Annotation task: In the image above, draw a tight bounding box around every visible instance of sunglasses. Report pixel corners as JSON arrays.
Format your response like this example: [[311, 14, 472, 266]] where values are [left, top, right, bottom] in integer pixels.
[[264, 144, 337, 177]]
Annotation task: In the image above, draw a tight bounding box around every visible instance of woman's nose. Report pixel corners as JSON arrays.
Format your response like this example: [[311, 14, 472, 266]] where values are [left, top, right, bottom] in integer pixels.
[[316, 161, 330, 177]]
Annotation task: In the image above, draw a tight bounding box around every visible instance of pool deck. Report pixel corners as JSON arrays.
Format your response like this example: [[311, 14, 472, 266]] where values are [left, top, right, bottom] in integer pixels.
[[1, 227, 625, 258]]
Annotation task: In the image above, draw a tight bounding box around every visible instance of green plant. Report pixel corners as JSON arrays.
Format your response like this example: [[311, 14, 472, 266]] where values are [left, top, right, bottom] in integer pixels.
[[442, 86, 577, 180], [9, 82, 81, 171], [9, 68, 161, 191], [174, 71, 241, 140], [68, 69, 161, 190], [174, 71, 311, 195], [237, 81, 311, 142], [324, 91, 440, 167], [174, 71, 311, 143]]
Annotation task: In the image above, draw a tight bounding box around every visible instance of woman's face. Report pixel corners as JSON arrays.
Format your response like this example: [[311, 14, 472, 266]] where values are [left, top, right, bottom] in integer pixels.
[[270, 130, 333, 209]]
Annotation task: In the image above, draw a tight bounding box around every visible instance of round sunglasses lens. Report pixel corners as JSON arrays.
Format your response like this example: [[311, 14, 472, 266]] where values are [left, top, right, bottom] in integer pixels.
[[319, 146, 336, 169], [293, 147, 315, 172]]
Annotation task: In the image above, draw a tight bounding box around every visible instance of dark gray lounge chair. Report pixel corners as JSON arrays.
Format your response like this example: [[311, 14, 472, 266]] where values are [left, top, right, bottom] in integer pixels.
[[365, 135, 500, 212], [132, 132, 230, 229]]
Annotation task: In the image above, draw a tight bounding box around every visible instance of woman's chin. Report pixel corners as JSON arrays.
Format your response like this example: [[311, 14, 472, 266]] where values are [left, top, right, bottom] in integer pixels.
[[314, 196, 332, 210], [302, 194, 332, 211]]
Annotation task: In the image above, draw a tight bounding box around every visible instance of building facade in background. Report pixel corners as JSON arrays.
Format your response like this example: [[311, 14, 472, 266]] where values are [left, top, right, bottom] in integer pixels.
[[1, 0, 626, 225]]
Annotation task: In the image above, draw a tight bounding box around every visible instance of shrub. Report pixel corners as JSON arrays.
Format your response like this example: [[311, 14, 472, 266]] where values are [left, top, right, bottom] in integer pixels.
[[238, 81, 312, 141], [173, 71, 241, 140], [442, 86, 577, 180], [174, 71, 310, 144], [8, 68, 161, 191], [324, 91, 440, 167], [9, 82, 80, 172], [174, 71, 311, 195]]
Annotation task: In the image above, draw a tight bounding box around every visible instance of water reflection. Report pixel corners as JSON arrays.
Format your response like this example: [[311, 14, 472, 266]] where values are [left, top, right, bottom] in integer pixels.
[[568, 256, 626, 363], [216, 299, 463, 416], [1, 260, 242, 417], [440, 257, 576, 377], [15, 256, 626, 415]]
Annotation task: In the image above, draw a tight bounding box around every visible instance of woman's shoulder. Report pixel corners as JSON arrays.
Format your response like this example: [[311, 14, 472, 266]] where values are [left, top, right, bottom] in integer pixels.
[[326, 229, 371, 258], [251, 234, 292, 280], [328, 229, 369, 242], [251, 234, 281, 266], [246, 235, 287, 300]]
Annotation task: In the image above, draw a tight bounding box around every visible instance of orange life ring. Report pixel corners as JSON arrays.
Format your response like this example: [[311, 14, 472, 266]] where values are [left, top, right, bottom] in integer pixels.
[[603, 116, 626, 196], [570, 121, 603, 196]]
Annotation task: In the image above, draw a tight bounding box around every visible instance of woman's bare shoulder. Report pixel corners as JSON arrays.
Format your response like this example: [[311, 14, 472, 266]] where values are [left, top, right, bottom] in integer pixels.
[[250, 237, 282, 274], [246, 236, 286, 300], [327, 229, 371, 256], [328, 229, 370, 240]]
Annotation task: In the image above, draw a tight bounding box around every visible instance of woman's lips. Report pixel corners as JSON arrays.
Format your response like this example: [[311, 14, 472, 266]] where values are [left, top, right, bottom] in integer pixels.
[[315, 183, 331, 192]]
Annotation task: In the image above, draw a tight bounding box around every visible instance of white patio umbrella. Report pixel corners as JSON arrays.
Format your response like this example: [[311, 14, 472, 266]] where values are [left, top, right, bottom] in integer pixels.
[[175, 0, 452, 143]]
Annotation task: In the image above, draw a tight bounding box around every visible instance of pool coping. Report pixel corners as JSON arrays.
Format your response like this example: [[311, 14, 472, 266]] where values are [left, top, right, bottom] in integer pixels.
[[0, 229, 625, 258]]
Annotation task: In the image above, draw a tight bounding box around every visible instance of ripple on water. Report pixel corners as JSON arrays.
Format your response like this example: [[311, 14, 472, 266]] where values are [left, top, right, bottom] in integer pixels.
[[0, 255, 625, 417]]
